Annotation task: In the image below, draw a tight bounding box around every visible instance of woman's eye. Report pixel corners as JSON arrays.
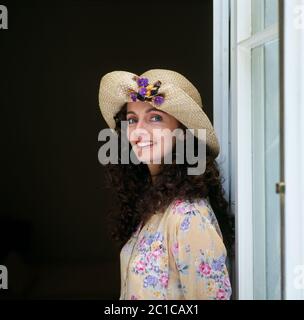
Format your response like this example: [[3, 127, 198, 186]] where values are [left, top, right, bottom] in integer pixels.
[[127, 118, 136, 124], [151, 115, 162, 122]]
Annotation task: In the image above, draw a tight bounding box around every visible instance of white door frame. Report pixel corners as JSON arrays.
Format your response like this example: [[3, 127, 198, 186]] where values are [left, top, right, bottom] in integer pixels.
[[214, 0, 283, 300], [213, 0, 230, 204]]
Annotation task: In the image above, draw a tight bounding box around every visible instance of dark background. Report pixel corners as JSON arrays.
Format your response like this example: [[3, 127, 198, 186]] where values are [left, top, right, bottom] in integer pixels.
[[0, 0, 214, 299]]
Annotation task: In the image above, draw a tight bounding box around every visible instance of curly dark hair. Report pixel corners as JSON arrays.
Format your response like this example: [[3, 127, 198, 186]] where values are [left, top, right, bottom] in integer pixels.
[[103, 103, 235, 258]]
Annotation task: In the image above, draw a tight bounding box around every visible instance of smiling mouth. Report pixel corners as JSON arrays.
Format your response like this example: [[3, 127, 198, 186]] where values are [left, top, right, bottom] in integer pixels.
[[136, 141, 155, 149]]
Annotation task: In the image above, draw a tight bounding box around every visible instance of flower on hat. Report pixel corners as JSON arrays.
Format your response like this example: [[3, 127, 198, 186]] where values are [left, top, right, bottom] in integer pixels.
[[154, 95, 164, 105], [137, 77, 149, 87], [127, 76, 165, 106]]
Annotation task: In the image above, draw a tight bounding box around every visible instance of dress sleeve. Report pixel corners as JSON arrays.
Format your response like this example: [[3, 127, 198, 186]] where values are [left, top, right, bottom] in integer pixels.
[[169, 200, 232, 300]]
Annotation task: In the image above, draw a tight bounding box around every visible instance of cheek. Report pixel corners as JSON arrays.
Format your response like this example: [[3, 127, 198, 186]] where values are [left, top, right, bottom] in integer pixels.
[[126, 126, 132, 142], [154, 133, 175, 152]]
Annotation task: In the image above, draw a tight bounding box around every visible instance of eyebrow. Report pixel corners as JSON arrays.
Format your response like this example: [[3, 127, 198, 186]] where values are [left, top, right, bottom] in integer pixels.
[[126, 107, 166, 116]]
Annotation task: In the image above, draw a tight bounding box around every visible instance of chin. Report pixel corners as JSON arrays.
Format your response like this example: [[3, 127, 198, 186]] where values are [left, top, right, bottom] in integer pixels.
[[138, 156, 163, 164], [133, 146, 160, 163]]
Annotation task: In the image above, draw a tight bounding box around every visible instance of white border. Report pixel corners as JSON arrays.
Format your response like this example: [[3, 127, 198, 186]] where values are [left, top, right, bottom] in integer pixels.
[[283, 0, 304, 300]]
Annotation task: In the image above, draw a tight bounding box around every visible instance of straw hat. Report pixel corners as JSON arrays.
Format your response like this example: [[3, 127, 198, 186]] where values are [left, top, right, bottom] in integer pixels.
[[98, 69, 220, 158]]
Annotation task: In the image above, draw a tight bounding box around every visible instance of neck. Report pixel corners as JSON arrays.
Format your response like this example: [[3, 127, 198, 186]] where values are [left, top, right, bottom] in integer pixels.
[[147, 163, 161, 185], [147, 164, 161, 176]]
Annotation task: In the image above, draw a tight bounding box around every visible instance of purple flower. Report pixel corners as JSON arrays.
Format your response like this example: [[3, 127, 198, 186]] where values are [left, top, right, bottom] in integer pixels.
[[153, 231, 162, 241], [211, 255, 226, 271], [137, 77, 149, 87], [154, 95, 164, 105], [130, 91, 137, 102], [180, 216, 190, 231], [139, 87, 147, 96], [146, 237, 154, 245], [212, 260, 224, 271], [143, 275, 158, 288]]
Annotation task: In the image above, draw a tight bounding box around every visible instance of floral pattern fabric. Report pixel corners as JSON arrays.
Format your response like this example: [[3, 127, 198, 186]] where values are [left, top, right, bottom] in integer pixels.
[[119, 198, 232, 300]]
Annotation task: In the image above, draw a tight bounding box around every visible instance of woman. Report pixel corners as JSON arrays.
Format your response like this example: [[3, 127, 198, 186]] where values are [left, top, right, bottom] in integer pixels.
[[98, 69, 234, 300]]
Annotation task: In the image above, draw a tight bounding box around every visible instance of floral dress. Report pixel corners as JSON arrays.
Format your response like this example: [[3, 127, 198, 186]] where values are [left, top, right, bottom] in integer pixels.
[[119, 197, 232, 300]]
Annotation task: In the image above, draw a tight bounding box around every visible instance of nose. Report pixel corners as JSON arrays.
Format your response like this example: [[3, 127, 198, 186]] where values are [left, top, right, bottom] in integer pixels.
[[129, 119, 151, 143], [134, 118, 146, 130]]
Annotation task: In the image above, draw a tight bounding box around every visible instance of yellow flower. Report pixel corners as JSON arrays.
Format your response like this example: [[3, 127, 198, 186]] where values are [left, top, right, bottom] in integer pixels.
[[207, 279, 216, 295], [146, 84, 154, 90], [146, 90, 151, 97], [151, 241, 161, 251]]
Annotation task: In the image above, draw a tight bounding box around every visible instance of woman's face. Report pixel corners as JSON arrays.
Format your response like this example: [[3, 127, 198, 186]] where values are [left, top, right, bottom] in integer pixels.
[[126, 101, 181, 164]]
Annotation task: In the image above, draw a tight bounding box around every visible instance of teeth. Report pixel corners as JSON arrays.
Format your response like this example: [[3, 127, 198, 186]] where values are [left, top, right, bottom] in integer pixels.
[[137, 142, 154, 147]]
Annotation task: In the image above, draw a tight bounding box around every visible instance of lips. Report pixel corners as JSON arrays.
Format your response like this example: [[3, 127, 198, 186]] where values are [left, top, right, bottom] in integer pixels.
[[136, 141, 155, 148]]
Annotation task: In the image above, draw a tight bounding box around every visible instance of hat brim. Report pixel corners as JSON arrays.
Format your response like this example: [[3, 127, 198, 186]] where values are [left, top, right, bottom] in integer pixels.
[[98, 71, 220, 157]]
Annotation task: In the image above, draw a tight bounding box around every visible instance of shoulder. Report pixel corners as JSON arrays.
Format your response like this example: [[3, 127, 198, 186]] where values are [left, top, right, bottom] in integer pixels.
[[169, 198, 209, 214], [167, 197, 212, 220], [165, 197, 223, 239]]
